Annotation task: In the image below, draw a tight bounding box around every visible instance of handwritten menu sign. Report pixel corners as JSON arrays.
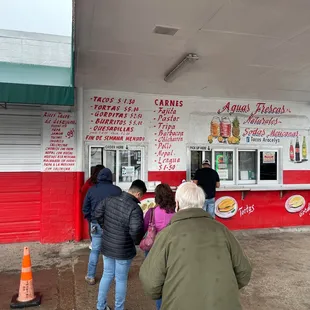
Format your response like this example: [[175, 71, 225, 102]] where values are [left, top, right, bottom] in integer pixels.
[[42, 112, 77, 172], [153, 98, 185, 171], [85, 96, 145, 142]]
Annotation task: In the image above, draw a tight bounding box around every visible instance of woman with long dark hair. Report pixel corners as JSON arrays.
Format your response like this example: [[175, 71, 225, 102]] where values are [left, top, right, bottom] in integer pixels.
[[143, 183, 175, 234], [81, 164, 105, 248], [81, 165, 105, 198], [143, 183, 175, 310]]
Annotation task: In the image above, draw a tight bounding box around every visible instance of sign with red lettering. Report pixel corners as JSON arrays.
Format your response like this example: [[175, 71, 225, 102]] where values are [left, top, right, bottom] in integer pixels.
[[84, 95, 146, 143], [84, 91, 310, 174], [152, 97, 185, 171], [42, 112, 77, 172], [190, 98, 310, 170], [84, 91, 188, 172]]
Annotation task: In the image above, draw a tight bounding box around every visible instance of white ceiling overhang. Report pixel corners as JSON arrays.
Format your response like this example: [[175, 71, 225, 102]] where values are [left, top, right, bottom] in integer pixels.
[[75, 0, 310, 101]]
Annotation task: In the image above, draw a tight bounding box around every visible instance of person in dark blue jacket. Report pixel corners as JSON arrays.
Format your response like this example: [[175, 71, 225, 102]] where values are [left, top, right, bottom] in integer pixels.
[[83, 167, 122, 285]]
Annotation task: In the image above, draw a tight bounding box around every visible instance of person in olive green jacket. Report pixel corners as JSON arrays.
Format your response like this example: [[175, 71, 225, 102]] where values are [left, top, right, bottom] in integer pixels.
[[139, 182, 252, 310]]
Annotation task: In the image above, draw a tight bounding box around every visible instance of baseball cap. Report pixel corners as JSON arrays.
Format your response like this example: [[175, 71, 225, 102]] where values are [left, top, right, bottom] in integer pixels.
[[202, 159, 211, 165]]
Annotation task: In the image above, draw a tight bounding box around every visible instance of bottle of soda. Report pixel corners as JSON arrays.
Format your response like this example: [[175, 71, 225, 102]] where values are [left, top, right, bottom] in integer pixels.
[[302, 136, 307, 160], [289, 140, 294, 161], [295, 137, 300, 162]]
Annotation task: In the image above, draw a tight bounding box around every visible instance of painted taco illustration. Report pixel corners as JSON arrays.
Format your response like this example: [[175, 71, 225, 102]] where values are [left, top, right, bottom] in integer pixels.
[[140, 199, 156, 213], [285, 195, 305, 213], [215, 196, 238, 219], [218, 198, 236, 213]]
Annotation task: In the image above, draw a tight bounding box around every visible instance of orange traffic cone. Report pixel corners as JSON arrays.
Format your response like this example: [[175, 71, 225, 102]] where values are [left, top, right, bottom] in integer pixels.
[[10, 247, 41, 309]]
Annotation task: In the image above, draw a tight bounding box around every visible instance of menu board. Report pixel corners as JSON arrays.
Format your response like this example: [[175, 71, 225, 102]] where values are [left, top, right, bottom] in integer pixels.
[[42, 111, 77, 172], [84, 92, 188, 172], [83, 91, 310, 174], [153, 98, 185, 171], [84, 96, 145, 142]]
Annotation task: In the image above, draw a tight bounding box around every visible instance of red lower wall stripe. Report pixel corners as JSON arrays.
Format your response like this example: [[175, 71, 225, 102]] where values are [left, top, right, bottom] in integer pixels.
[[0, 170, 310, 243]]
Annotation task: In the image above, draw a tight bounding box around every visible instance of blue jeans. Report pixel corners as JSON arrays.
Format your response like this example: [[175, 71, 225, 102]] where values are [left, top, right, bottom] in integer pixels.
[[144, 251, 162, 310], [87, 223, 103, 279], [97, 256, 132, 310], [203, 198, 216, 218]]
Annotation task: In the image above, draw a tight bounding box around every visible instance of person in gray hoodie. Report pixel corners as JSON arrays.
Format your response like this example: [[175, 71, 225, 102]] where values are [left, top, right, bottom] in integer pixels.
[[83, 167, 122, 285]]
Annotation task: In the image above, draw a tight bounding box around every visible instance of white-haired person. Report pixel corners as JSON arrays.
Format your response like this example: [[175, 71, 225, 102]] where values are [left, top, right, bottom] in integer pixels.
[[139, 182, 252, 310]]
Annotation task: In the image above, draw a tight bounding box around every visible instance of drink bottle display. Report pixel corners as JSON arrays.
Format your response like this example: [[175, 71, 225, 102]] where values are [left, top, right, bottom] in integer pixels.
[[220, 117, 231, 139], [289, 140, 294, 161], [295, 137, 300, 162], [302, 136, 307, 160], [210, 116, 220, 138]]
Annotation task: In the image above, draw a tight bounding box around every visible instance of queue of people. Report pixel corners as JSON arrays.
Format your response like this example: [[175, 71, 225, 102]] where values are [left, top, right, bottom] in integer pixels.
[[142, 183, 176, 310], [83, 167, 122, 285], [82, 162, 252, 310], [80, 164, 105, 249]]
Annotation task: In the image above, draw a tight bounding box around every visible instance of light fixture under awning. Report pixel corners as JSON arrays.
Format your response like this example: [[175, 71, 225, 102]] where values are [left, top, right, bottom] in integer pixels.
[[164, 53, 199, 83]]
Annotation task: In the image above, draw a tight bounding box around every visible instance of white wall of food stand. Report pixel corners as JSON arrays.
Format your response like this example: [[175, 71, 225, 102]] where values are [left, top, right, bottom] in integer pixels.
[[81, 89, 310, 183]]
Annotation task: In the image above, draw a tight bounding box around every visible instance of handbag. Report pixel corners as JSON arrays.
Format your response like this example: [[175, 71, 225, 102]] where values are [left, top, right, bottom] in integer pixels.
[[139, 208, 157, 252]]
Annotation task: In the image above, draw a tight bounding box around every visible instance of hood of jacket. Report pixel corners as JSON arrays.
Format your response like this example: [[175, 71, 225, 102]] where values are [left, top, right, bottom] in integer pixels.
[[97, 168, 113, 183]]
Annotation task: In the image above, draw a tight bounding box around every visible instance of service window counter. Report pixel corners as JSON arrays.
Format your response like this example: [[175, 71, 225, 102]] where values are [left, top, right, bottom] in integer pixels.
[[188, 145, 281, 185], [88, 144, 147, 189], [187, 145, 310, 230]]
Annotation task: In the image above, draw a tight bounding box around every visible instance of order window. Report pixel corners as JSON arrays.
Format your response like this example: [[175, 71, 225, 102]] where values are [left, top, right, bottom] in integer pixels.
[[213, 150, 234, 182], [89, 146, 144, 188], [189, 146, 281, 185], [238, 150, 257, 184], [237, 149, 279, 184], [259, 150, 278, 181], [190, 151, 212, 179]]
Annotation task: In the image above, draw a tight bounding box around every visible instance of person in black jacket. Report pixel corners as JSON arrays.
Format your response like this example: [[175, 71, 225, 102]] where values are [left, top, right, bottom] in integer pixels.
[[94, 179, 146, 310], [83, 168, 122, 285]]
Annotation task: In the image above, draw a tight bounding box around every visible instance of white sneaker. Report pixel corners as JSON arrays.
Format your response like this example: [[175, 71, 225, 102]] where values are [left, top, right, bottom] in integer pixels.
[[89, 242, 92, 250]]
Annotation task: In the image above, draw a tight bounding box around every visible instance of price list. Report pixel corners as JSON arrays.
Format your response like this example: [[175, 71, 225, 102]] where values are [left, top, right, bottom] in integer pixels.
[[153, 99, 185, 171], [42, 112, 77, 172], [85, 96, 145, 142]]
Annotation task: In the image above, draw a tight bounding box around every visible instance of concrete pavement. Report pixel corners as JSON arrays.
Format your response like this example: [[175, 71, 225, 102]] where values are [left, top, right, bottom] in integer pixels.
[[1, 230, 310, 309], [0, 242, 155, 310]]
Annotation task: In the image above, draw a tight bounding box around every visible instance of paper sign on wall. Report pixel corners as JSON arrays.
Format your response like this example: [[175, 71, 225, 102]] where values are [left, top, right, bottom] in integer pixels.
[[263, 152, 275, 164], [122, 166, 134, 177], [218, 169, 229, 180], [42, 111, 77, 172]]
